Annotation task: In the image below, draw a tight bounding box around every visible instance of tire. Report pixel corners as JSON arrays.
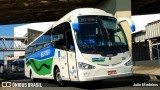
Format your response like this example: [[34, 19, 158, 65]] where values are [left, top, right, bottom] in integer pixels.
[[54, 67, 65, 86], [30, 70, 34, 82]]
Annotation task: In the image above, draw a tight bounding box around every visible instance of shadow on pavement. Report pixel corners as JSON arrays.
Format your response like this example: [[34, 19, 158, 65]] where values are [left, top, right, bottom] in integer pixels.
[[34, 75, 150, 89], [68, 75, 150, 89], [0, 73, 27, 81]]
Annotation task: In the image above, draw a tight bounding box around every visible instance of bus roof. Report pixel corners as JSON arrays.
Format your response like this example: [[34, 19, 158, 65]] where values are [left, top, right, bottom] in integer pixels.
[[27, 8, 114, 48], [53, 8, 113, 28]]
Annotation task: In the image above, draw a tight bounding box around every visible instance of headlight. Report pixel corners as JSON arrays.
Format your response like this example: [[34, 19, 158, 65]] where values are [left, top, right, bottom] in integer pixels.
[[125, 60, 133, 66], [78, 62, 95, 69]]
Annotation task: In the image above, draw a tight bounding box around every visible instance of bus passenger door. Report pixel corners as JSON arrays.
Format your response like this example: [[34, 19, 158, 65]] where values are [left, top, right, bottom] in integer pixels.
[[52, 23, 70, 81], [66, 30, 79, 81], [57, 49, 70, 80], [67, 51, 78, 81]]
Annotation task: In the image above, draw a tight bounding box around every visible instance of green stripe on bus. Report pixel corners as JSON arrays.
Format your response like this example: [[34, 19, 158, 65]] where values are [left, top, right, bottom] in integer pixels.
[[26, 58, 53, 75]]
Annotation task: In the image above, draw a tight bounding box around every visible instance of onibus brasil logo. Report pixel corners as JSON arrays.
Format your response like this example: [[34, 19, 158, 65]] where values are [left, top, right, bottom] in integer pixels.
[[2, 82, 42, 87]]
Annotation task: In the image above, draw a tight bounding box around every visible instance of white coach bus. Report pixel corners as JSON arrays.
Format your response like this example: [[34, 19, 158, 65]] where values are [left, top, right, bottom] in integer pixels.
[[25, 8, 135, 86]]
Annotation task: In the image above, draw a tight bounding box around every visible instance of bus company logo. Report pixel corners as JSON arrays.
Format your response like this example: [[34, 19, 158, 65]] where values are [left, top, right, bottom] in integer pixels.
[[41, 49, 51, 58], [2, 82, 11, 87]]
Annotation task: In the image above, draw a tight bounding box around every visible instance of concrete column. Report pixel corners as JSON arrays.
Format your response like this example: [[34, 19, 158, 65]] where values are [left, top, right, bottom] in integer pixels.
[[96, 0, 132, 54], [115, 0, 132, 55], [4, 55, 8, 73], [148, 39, 153, 61]]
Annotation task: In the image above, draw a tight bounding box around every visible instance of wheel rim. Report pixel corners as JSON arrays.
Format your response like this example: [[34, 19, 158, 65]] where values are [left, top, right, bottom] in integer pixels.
[[56, 69, 62, 84]]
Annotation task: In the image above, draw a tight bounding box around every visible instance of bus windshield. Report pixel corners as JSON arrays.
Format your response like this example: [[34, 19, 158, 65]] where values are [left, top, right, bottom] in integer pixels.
[[75, 16, 128, 55]]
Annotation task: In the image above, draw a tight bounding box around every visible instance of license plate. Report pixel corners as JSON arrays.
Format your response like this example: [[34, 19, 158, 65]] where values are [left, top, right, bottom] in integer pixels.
[[108, 70, 117, 75]]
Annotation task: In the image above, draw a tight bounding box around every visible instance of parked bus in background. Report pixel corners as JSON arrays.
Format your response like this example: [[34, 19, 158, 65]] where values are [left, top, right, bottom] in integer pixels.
[[12, 59, 24, 72], [25, 8, 135, 86]]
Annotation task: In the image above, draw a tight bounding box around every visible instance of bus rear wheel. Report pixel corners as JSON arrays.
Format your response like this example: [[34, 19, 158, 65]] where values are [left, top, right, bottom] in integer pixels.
[[54, 67, 65, 86]]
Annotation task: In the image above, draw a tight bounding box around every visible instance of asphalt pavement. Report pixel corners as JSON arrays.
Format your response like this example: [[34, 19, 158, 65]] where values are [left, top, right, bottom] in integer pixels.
[[133, 65, 160, 76], [0, 73, 160, 90]]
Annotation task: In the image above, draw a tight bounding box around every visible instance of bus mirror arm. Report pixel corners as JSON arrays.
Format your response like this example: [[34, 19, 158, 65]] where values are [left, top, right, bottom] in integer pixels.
[[117, 17, 135, 32]]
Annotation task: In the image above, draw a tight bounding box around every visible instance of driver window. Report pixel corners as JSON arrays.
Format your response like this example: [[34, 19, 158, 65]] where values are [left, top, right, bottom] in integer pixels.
[[64, 22, 75, 51], [114, 24, 127, 45]]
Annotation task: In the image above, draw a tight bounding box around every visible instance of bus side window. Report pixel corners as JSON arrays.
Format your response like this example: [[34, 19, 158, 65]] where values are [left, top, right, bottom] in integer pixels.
[[51, 23, 66, 50], [28, 46, 33, 53], [32, 45, 37, 52], [43, 28, 52, 43], [36, 44, 43, 51], [25, 48, 29, 54], [25, 48, 29, 56], [43, 43, 50, 48]]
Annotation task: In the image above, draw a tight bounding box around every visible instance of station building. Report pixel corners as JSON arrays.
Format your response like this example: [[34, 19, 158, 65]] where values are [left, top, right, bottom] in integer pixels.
[[133, 20, 160, 65]]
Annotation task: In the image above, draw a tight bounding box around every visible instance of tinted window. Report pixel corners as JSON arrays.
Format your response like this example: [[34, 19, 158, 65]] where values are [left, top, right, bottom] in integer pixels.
[[28, 46, 33, 53], [43, 29, 52, 43], [51, 22, 71, 50], [25, 48, 29, 54], [36, 44, 43, 51], [32, 36, 43, 45], [43, 43, 50, 48]]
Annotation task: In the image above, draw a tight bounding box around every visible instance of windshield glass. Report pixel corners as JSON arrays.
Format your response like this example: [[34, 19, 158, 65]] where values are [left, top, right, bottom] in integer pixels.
[[75, 15, 128, 55]]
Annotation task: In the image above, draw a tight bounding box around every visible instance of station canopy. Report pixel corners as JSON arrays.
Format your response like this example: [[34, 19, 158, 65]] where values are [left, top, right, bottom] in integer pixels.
[[0, 0, 160, 25]]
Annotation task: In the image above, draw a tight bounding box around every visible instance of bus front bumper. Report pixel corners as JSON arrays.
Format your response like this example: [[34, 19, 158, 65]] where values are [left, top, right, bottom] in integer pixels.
[[78, 67, 133, 81]]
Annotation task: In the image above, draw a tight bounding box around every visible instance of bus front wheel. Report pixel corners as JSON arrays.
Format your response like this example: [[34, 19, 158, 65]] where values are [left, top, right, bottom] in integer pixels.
[[54, 67, 65, 86]]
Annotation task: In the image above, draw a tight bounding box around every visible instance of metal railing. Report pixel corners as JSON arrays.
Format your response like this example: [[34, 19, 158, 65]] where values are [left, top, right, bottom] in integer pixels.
[[0, 36, 27, 51]]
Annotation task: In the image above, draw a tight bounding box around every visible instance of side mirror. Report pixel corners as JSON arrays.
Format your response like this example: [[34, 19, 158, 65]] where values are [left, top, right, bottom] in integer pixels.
[[72, 23, 79, 31], [70, 16, 79, 31], [117, 17, 135, 32]]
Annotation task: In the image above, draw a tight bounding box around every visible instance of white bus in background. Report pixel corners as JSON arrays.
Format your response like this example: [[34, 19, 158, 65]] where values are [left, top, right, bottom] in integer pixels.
[[25, 8, 135, 86]]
